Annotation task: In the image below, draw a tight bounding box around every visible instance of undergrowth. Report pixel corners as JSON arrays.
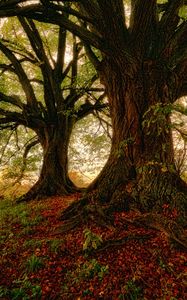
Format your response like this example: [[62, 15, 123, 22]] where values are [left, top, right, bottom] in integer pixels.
[[0, 195, 186, 300]]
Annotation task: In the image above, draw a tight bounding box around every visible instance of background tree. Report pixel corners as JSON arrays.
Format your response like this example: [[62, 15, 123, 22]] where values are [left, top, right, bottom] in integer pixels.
[[0, 1, 187, 215], [69, 110, 111, 179], [0, 16, 105, 200]]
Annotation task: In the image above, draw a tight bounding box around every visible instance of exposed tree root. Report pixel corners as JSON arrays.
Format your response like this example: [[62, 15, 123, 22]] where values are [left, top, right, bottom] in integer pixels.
[[16, 178, 79, 203], [92, 234, 152, 253], [60, 195, 90, 221], [57, 168, 187, 250], [125, 212, 187, 249], [59, 201, 114, 233], [60, 194, 187, 249]]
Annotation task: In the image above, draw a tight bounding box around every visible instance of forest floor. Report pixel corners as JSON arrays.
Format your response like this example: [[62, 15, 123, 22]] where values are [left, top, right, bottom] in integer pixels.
[[0, 193, 186, 300]]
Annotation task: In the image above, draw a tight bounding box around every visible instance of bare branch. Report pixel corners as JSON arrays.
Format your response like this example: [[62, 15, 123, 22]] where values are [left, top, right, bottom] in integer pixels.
[[0, 0, 28, 8], [48, 2, 95, 24], [18, 17, 57, 116]]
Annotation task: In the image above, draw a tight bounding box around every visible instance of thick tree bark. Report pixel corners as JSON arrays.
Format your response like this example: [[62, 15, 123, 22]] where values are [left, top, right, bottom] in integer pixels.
[[17, 117, 78, 202], [87, 57, 187, 216], [60, 57, 187, 237]]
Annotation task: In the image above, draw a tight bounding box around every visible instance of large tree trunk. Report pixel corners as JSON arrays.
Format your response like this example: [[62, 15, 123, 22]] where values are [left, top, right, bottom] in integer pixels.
[[60, 59, 187, 249], [87, 57, 187, 216], [18, 117, 78, 202]]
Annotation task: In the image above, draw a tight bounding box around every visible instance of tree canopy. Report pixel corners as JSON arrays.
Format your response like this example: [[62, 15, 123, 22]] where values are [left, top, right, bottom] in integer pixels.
[[0, 1, 187, 220], [0, 15, 107, 200], [0, 0, 186, 99]]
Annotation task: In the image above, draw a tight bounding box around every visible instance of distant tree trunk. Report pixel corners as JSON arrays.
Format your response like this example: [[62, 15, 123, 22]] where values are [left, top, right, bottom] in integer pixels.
[[89, 57, 187, 214], [18, 116, 78, 201]]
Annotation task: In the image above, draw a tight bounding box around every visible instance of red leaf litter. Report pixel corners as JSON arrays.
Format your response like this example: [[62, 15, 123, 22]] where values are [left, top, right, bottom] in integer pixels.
[[0, 194, 186, 299]]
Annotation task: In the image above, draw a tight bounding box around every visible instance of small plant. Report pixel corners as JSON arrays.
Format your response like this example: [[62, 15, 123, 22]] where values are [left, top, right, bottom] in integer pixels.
[[77, 259, 109, 281], [29, 215, 44, 226], [120, 280, 142, 300], [23, 239, 42, 249], [30, 285, 42, 299], [12, 275, 42, 299], [83, 228, 103, 252], [21, 226, 35, 236], [48, 239, 64, 254], [0, 286, 9, 298], [25, 255, 44, 273], [82, 288, 93, 296], [19, 210, 29, 226], [10, 287, 28, 300]]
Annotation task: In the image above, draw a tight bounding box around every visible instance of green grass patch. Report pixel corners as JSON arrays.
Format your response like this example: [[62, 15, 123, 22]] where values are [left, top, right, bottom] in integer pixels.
[[23, 239, 43, 250], [0, 274, 42, 299], [47, 238, 65, 254], [25, 255, 44, 273]]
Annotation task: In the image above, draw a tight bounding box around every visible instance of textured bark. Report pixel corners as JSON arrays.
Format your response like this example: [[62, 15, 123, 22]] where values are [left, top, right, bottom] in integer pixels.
[[17, 118, 78, 202], [1, 1, 187, 219], [87, 56, 187, 216], [60, 57, 187, 236]]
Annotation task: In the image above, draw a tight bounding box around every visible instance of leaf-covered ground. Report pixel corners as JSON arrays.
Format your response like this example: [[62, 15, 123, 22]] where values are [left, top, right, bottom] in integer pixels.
[[0, 194, 186, 300]]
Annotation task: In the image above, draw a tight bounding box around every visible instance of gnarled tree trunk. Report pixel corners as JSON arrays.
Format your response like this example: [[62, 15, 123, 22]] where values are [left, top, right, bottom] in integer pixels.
[[18, 117, 78, 201], [87, 57, 187, 216]]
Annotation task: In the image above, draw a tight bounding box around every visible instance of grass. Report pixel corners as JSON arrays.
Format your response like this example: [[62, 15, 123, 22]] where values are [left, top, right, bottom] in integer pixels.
[[0, 197, 44, 233], [0, 197, 30, 226], [0, 275, 42, 300], [47, 238, 65, 254], [0, 193, 186, 300], [25, 255, 44, 273], [23, 239, 42, 250]]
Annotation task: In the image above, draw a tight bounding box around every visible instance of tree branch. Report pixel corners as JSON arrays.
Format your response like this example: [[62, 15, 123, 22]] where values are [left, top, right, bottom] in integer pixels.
[[0, 108, 26, 126], [84, 43, 101, 70], [97, 0, 127, 46], [54, 26, 66, 80], [159, 0, 184, 42], [76, 97, 107, 121], [14, 137, 40, 184], [0, 4, 106, 52], [18, 16, 57, 117], [0, 0, 27, 8], [0, 40, 38, 107], [18, 17, 50, 67], [130, 0, 158, 57], [0, 91, 24, 109], [48, 2, 95, 25]]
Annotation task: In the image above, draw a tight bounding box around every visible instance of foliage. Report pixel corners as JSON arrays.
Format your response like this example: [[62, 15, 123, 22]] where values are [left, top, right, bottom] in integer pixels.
[[142, 103, 172, 136], [25, 255, 44, 273], [47, 239, 65, 254], [0, 14, 107, 198], [119, 280, 142, 300], [0, 275, 42, 300], [69, 113, 111, 176], [0, 194, 186, 299], [83, 228, 103, 252], [76, 258, 109, 281]]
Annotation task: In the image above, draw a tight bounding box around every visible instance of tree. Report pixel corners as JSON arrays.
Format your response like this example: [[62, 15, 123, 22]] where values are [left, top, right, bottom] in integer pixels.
[[0, 1, 187, 215], [0, 16, 105, 201]]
